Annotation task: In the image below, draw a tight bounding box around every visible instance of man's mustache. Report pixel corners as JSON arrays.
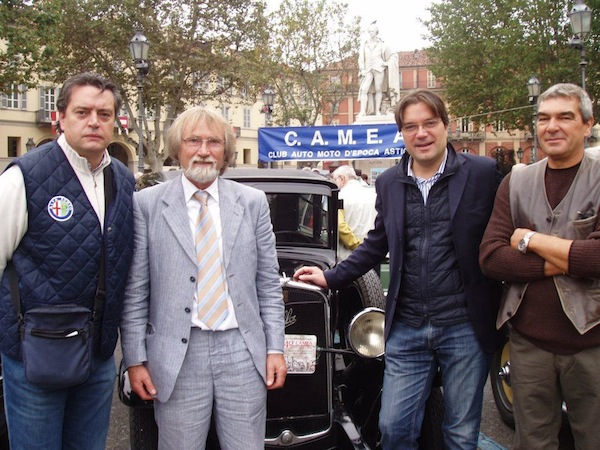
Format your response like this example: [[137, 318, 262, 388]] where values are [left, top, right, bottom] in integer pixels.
[[190, 157, 217, 165]]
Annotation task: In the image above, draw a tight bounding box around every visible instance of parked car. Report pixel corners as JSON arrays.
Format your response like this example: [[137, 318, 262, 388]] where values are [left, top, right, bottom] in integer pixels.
[[490, 333, 569, 431], [489, 333, 514, 427], [120, 168, 445, 449]]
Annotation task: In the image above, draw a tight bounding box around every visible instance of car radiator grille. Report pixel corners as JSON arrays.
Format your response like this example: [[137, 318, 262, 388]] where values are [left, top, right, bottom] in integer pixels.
[[266, 286, 332, 439]]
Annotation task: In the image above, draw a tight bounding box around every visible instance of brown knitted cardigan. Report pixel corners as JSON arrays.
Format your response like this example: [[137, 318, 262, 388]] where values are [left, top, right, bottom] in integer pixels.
[[479, 164, 600, 354]]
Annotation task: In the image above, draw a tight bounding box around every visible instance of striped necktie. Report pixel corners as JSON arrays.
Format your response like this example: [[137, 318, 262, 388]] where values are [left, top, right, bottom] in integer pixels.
[[193, 191, 228, 329]]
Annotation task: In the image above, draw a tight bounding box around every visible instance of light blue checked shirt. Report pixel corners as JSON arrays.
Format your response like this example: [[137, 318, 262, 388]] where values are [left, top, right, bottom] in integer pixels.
[[407, 149, 448, 205]]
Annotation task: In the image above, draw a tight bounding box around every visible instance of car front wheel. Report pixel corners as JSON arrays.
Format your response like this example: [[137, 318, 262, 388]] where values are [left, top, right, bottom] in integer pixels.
[[490, 338, 515, 427]]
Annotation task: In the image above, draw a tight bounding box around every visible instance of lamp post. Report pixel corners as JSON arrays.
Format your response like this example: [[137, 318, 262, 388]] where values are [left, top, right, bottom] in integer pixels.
[[527, 75, 541, 163], [516, 147, 524, 164], [25, 138, 35, 152], [568, 0, 592, 91], [129, 31, 150, 173], [261, 87, 275, 168], [261, 87, 275, 126]]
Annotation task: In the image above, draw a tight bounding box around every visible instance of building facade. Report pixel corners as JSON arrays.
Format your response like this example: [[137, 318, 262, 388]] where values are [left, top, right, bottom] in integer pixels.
[[5, 51, 598, 174], [0, 81, 275, 172]]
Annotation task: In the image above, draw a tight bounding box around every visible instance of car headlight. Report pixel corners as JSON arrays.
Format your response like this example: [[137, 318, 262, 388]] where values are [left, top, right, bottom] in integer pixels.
[[348, 307, 385, 358]]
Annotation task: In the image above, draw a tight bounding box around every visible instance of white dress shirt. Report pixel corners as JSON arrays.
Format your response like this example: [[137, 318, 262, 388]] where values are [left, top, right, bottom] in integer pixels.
[[0, 135, 110, 278], [181, 175, 239, 331]]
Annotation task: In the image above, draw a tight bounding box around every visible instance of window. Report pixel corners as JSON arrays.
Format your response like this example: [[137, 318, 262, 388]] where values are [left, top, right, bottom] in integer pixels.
[[39, 86, 58, 120], [216, 77, 233, 94], [1, 84, 27, 109], [298, 87, 310, 106], [192, 74, 210, 94], [460, 118, 473, 133], [8, 137, 19, 157], [267, 193, 329, 247], [220, 105, 229, 121], [243, 108, 251, 128], [493, 120, 507, 132], [427, 71, 436, 88]]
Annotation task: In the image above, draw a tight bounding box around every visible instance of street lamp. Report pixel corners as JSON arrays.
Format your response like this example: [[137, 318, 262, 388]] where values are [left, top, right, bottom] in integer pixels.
[[25, 138, 35, 152], [527, 75, 541, 163], [516, 147, 524, 164], [568, 0, 592, 91], [261, 87, 275, 126], [261, 87, 276, 168], [129, 31, 150, 173]]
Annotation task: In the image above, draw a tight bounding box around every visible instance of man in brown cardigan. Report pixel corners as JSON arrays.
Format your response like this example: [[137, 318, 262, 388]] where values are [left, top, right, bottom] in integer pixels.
[[480, 83, 600, 450]]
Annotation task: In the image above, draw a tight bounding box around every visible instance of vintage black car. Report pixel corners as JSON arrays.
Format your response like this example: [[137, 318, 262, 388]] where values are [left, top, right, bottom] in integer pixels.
[[490, 335, 570, 432], [120, 168, 444, 449]]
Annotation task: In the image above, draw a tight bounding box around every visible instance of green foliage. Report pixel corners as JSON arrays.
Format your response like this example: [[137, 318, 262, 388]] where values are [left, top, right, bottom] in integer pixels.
[[0, 1, 60, 93], [3, 0, 360, 165], [5, 0, 271, 170], [267, 0, 360, 126], [425, 0, 599, 127]]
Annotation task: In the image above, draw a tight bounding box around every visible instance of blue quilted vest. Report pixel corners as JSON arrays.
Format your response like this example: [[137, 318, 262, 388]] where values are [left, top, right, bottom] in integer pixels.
[[0, 141, 135, 360], [397, 157, 469, 327]]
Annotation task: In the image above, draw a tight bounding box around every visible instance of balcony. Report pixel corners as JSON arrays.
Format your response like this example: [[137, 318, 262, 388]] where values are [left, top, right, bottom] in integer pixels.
[[452, 130, 485, 141], [36, 109, 53, 126]]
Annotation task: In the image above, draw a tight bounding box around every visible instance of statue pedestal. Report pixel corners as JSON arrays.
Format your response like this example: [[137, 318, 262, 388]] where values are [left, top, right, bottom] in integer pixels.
[[353, 113, 396, 125]]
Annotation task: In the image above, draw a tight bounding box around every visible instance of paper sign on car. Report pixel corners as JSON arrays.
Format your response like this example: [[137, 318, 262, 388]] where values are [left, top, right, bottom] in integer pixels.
[[284, 334, 317, 374]]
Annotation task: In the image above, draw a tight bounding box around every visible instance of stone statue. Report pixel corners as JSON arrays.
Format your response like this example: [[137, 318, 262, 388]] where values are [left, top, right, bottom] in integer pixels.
[[358, 21, 400, 117]]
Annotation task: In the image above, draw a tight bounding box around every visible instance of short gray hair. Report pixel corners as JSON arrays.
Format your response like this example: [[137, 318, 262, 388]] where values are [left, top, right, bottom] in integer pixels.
[[538, 83, 593, 122], [332, 165, 358, 180]]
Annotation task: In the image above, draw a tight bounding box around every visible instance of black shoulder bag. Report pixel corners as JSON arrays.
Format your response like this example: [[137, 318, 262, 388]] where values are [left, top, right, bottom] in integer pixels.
[[10, 166, 114, 389]]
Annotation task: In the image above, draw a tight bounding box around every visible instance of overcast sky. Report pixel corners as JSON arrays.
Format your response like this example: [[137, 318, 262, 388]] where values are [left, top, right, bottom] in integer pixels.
[[266, 0, 433, 52]]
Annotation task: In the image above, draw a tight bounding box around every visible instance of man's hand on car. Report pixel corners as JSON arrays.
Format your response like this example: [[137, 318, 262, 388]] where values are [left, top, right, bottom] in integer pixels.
[[293, 266, 329, 288]]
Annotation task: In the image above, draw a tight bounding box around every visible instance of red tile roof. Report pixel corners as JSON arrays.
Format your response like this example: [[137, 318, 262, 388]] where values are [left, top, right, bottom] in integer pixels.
[[397, 50, 431, 67]]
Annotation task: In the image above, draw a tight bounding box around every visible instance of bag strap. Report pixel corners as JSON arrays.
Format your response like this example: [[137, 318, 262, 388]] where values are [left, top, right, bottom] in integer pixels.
[[93, 165, 114, 318]]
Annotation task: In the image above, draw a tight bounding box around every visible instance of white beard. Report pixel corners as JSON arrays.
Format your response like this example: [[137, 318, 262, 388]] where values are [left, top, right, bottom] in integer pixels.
[[184, 158, 219, 185]]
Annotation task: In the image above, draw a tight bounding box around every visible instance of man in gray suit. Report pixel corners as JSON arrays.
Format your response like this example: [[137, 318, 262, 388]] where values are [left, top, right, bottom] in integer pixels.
[[120, 106, 287, 449]]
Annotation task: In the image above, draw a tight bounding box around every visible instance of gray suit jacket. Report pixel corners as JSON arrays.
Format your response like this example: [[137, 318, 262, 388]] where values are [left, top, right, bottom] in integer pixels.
[[120, 174, 284, 403]]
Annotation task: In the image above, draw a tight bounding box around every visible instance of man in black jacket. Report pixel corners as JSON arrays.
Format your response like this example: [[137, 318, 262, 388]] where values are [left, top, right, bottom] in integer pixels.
[[295, 89, 502, 450]]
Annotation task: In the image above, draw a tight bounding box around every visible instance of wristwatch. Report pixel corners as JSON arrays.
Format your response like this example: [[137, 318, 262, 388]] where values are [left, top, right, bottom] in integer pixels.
[[518, 231, 537, 254]]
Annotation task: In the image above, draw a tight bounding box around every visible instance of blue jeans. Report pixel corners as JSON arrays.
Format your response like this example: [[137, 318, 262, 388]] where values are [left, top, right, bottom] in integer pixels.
[[2, 353, 116, 450], [379, 320, 490, 450]]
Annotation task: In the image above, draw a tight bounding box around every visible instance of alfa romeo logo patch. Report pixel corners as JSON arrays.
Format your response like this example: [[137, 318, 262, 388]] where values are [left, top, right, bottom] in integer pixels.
[[47, 196, 74, 222]]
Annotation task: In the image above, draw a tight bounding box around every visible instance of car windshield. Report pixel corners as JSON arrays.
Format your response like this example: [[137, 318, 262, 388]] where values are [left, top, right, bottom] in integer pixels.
[[266, 193, 329, 247]]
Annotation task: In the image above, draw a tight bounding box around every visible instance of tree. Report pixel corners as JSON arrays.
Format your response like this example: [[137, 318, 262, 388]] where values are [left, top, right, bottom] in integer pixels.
[[267, 0, 361, 126], [425, 0, 599, 128], [0, 1, 59, 93], [30, 0, 271, 171]]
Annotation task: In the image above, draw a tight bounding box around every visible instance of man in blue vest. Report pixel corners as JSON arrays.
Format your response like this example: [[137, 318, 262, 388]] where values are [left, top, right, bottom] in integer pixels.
[[0, 72, 135, 449], [295, 89, 503, 449]]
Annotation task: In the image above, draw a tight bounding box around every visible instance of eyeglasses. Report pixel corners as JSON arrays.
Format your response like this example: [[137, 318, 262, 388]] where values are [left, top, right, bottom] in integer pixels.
[[402, 118, 442, 134], [182, 136, 224, 150]]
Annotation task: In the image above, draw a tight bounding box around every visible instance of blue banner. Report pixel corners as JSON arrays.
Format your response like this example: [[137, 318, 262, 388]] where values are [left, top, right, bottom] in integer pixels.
[[258, 124, 405, 162]]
